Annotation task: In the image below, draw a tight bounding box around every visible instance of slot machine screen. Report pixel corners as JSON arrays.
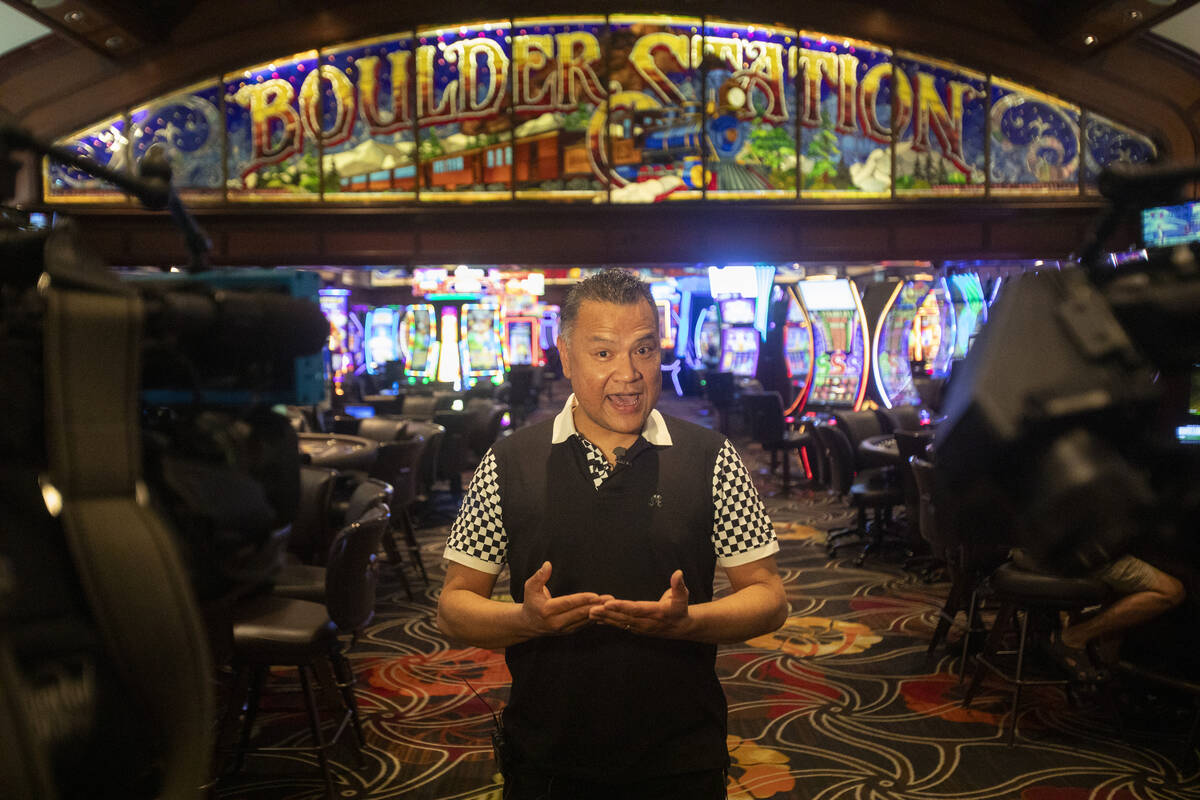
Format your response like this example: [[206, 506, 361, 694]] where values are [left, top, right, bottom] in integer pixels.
[[343, 405, 376, 420], [366, 307, 400, 370], [721, 298, 756, 324], [720, 327, 760, 376], [1190, 368, 1200, 417], [948, 274, 986, 360], [462, 305, 504, 374], [784, 325, 810, 376], [797, 279, 856, 311], [402, 306, 435, 374], [696, 306, 722, 369], [1179, 366, 1200, 445], [508, 320, 534, 366]]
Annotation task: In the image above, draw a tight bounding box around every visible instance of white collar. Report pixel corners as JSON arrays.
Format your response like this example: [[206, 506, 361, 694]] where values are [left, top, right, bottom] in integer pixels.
[[551, 393, 672, 447]]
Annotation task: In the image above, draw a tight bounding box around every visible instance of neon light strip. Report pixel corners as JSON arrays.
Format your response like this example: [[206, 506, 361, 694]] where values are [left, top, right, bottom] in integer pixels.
[[783, 285, 815, 417], [437, 306, 461, 389], [871, 281, 904, 409], [850, 278, 871, 411], [677, 291, 693, 362]]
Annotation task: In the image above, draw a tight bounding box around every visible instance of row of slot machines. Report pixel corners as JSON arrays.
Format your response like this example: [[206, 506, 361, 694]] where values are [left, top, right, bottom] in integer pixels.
[[780, 273, 999, 414], [318, 290, 559, 393], [653, 271, 995, 413]]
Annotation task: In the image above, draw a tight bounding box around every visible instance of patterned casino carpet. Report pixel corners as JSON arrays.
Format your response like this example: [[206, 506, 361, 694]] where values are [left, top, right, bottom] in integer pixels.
[[215, 396, 1200, 800]]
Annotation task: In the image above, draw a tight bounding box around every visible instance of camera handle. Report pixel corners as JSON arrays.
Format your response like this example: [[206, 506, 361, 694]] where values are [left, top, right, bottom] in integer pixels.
[[41, 285, 215, 799]]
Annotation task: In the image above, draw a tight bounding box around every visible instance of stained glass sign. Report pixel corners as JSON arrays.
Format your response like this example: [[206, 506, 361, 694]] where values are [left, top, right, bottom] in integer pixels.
[[41, 15, 1158, 206]]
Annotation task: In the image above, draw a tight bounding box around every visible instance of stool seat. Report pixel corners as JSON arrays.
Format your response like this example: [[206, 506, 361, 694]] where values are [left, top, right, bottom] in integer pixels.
[[964, 559, 1111, 745], [233, 594, 337, 661], [991, 561, 1108, 607]]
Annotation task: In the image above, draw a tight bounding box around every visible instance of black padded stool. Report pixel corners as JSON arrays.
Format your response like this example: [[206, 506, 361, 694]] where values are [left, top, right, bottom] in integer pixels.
[[962, 560, 1109, 745]]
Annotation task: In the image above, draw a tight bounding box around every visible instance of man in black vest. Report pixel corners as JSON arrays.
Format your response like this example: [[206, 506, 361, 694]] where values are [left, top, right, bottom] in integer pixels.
[[437, 269, 788, 800]]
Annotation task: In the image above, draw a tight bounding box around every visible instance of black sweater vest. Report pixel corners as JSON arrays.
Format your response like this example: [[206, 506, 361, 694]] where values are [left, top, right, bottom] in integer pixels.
[[494, 414, 729, 781]]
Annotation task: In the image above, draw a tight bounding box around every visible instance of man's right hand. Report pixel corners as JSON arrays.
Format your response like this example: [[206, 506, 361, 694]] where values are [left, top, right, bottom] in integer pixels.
[[520, 561, 611, 637]]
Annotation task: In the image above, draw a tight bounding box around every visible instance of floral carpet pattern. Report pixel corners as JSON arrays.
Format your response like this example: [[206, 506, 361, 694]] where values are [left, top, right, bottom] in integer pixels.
[[216, 398, 1200, 799]]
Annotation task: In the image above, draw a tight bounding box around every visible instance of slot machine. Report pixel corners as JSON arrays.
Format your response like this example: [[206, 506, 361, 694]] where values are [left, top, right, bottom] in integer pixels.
[[718, 297, 760, 378], [795, 278, 870, 411], [318, 288, 352, 396], [541, 305, 560, 351], [504, 315, 541, 367], [364, 306, 401, 374], [707, 265, 773, 382], [400, 303, 439, 385], [782, 286, 815, 415], [868, 277, 933, 408], [459, 302, 507, 387]]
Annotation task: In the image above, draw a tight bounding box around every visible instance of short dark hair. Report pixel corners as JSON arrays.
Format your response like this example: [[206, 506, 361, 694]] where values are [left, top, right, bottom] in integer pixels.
[[559, 269, 657, 344]]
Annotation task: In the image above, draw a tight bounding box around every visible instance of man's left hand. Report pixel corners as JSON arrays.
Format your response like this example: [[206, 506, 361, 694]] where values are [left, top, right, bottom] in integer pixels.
[[589, 569, 691, 637]]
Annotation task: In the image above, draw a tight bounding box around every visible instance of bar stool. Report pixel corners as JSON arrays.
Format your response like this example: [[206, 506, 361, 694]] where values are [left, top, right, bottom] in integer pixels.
[[962, 560, 1109, 745]]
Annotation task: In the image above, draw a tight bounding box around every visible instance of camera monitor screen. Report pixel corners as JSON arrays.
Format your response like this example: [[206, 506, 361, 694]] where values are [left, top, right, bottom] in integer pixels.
[[1141, 201, 1200, 248]]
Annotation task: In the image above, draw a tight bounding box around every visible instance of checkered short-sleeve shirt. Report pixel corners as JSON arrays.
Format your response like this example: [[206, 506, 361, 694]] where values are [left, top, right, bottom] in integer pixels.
[[444, 401, 778, 575]]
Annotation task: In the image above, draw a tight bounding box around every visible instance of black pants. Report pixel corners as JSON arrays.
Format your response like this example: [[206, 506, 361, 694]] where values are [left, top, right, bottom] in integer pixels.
[[503, 768, 727, 800]]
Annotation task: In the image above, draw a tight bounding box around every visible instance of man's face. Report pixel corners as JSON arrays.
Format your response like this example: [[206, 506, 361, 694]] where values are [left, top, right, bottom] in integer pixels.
[[559, 298, 661, 450]]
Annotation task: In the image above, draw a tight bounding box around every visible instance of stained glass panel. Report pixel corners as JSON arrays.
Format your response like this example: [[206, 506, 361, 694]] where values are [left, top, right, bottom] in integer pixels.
[[512, 16, 608, 200], [224, 51, 321, 200], [1082, 110, 1157, 194], [130, 80, 224, 198], [894, 53, 986, 196], [45, 114, 130, 202], [703, 21, 797, 199], [321, 33, 417, 200], [989, 77, 1080, 195], [605, 15, 704, 202], [415, 22, 513, 201], [798, 33, 892, 199]]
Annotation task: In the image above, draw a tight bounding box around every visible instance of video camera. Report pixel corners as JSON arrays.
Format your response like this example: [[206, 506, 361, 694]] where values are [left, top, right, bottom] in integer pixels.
[[0, 126, 329, 799], [935, 164, 1200, 589]]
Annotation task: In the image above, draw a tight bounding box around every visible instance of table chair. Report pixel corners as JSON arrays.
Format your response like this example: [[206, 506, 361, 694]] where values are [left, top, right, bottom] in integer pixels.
[[369, 437, 429, 589], [224, 504, 390, 799], [814, 423, 907, 566], [743, 390, 813, 495]]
